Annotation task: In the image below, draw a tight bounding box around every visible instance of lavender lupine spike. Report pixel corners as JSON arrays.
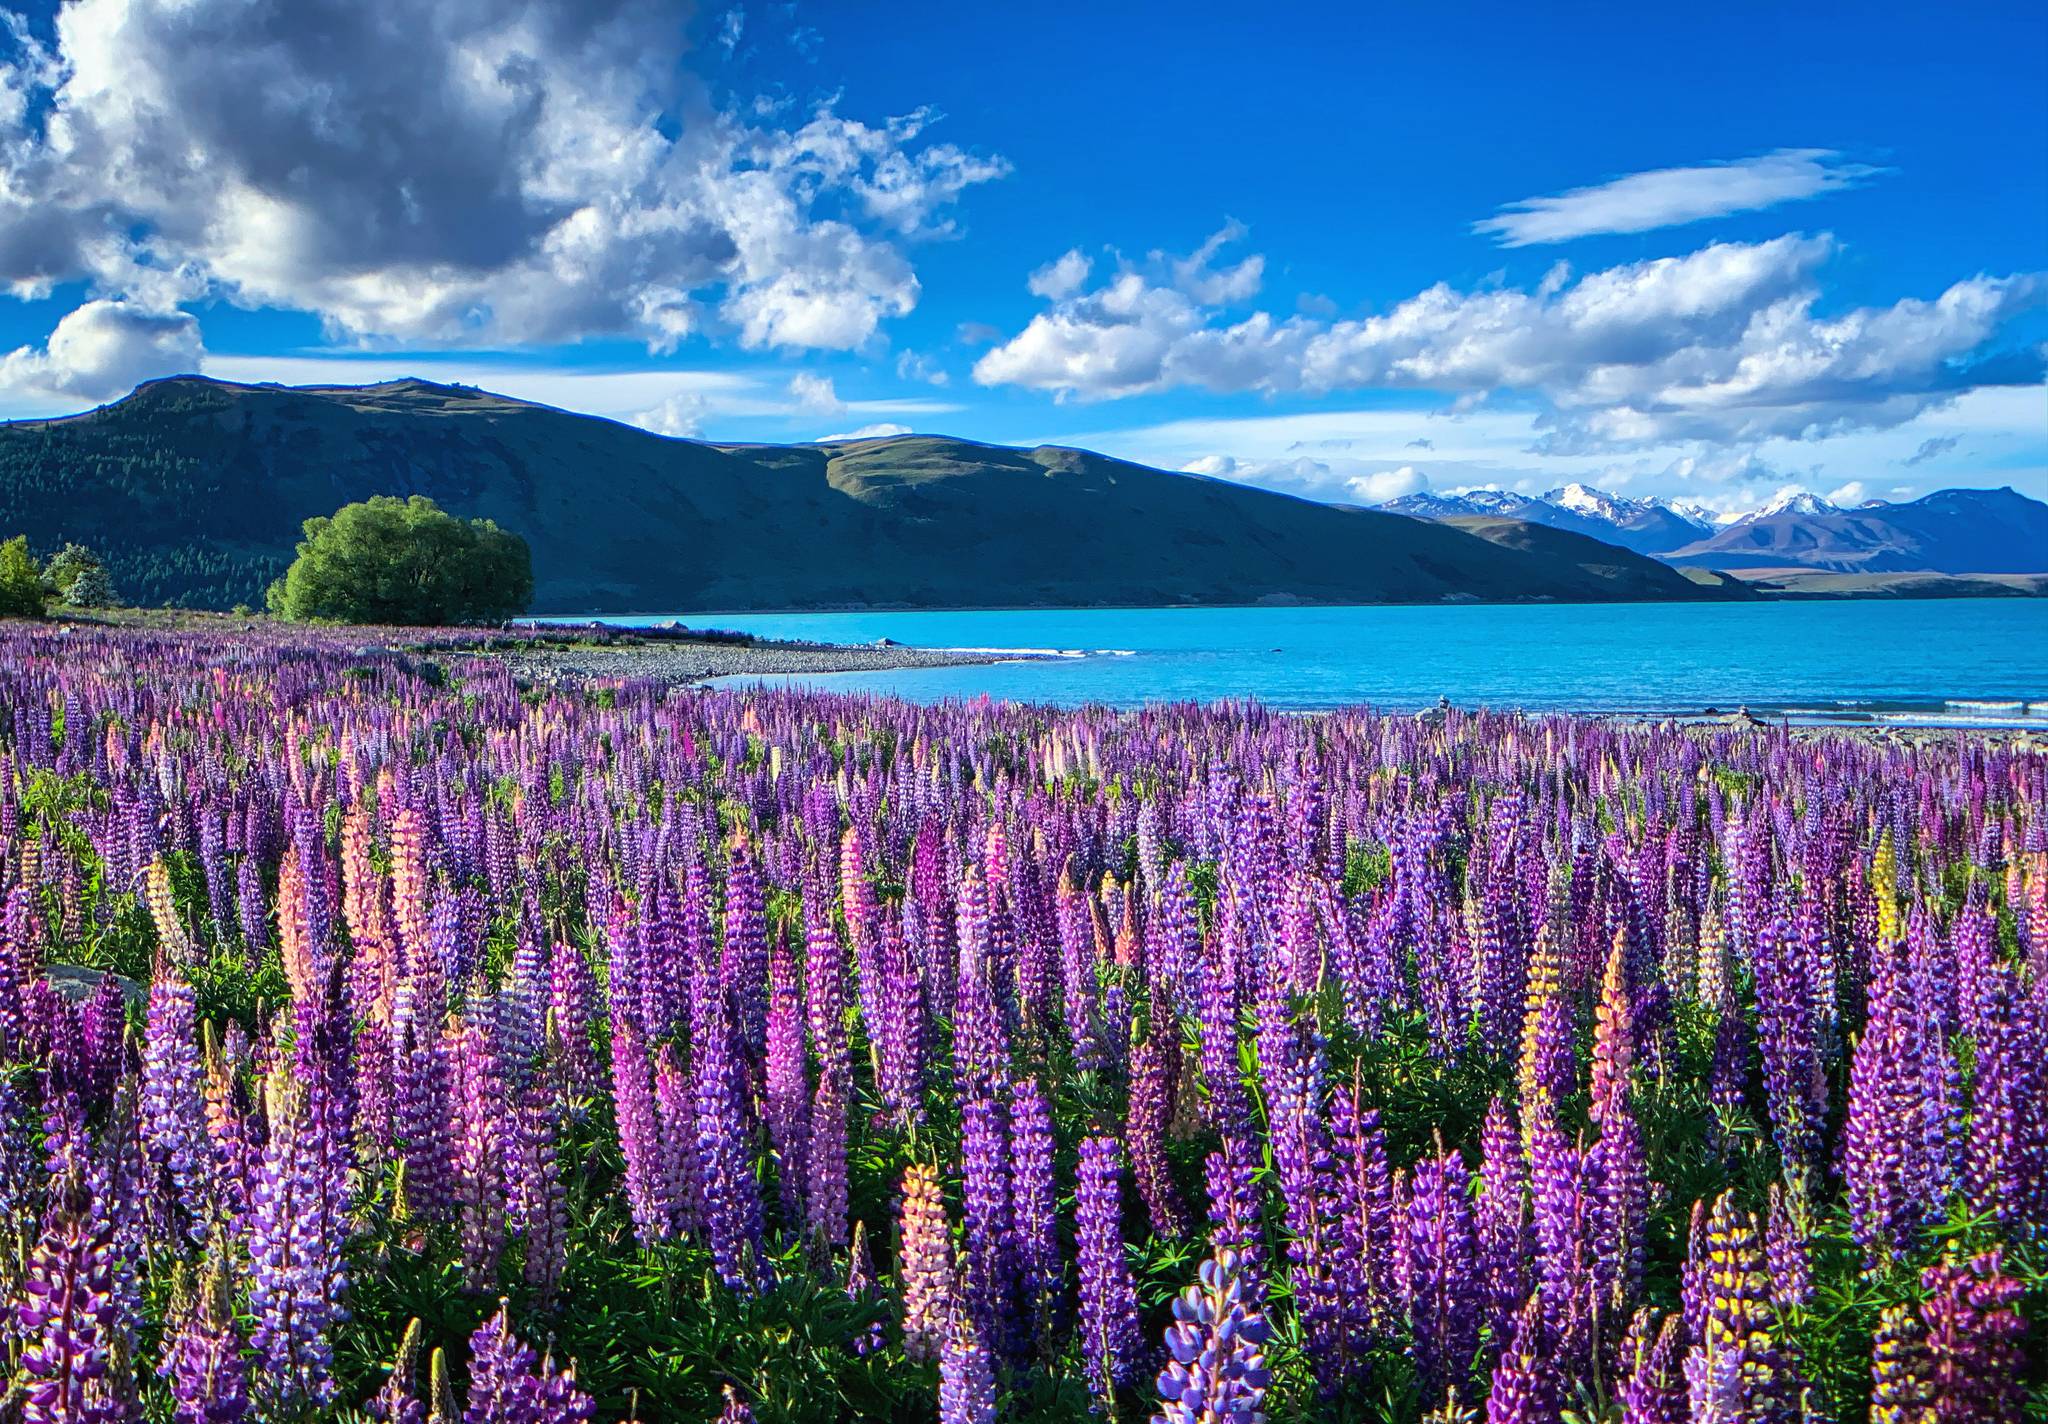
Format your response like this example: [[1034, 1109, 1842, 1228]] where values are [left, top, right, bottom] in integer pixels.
[[1867, 1305, 1934, 1424], [1918, 1249, 2028, 1424], [693, 962, 770, 1296], [607, 1014, 664, 1247], [1076, 1134, 1146, 1400], [1149, 1248, 1270, 1424], [1617, 1310, 1684, 1424], [764, 930, 810, 1225], [1474, 1097, 1529, 1355], [1009, 1076, 1062, 1338], [247, 1072, 349, 1418], [452, 1018, 509, 1291], [18, 1170, 126, 1424], [1405, 1148, 1480, 1402], [806, 1064, 849, 1252], [511, 1076, 568, 1302], [160, 1264, 249, 1424], [1681, 1192, 1803, 1424], [938, 1319, 998, 1424], [1127, 1025, 1188, 1237], [1483, 1295, 1557, 1424], [140, 970, 215, 1238], [950, 1080, 1014, 1344]]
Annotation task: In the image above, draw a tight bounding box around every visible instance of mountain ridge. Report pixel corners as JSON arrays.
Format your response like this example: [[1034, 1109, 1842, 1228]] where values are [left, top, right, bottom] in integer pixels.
[[1386, 480, 2047, 572], [0, 375, 1723, 612]]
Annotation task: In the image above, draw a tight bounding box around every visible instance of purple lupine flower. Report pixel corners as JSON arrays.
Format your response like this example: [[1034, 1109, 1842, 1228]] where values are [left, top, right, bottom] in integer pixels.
[[1331, 1073, 1398, 1340], [1750, 911, 1828, 1190], [1867, 1304, 1933, 1424], [463, 1301, 594, 1424], [1845, 939, 1955, 1263], [608, 1014, 665, 1247], [546, 942, 598, 1100], [938, 1320, 998, 1424], [1127, 1026, 1187, 1237], [764, 930, 810, 1226], [959, 1089, 1018, 1362], [1150, 1248, 1270, 1424], [898, 1162, 957, 1364], [140, 972, 215, 1238], [1474, 1097, 1530, 1354], [873, 909, 927, 1127], [1681, 1192, 1802, 1424], [1617, 1310, 1684, 1424], [511, 1075, 567, 1301], [720, 840, 771, 1058], [1483, 1296, 1556, 1424], [1762, 1183, 1811, 1310], [1405, 1148, 1480, 1402], [452, 1018, 509, 1291], [159, 1266, 248, 1424], [18, 1171, 126, 1424], [1187, 1167, 1244, 1306], [806, 1064, 849, 1251], [247, 1071, 350, 1418], [715, 1386, 757, 1424], [1008, 1075, 1062, 1338], [1076, 1134, 1146, 1400], [1964, 960, 2048, 1235], [844, 1221, 889, 1357], [392, 964, 454, 1221], [651, 1044, 699, 1240], [692, 971, 770, 1295], [1919, 1249, 2027, 1424]]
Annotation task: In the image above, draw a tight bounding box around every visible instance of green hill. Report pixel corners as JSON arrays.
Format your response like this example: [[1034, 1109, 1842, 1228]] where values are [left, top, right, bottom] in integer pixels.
[[0, 375, 1729, 613]]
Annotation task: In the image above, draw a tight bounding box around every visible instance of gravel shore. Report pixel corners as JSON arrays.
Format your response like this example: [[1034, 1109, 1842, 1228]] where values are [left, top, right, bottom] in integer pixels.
[[493, 635, 1036, 687]]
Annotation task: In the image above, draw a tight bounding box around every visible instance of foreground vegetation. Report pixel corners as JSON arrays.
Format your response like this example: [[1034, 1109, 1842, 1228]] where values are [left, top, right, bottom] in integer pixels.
[[0, 621, 2039, 1422]]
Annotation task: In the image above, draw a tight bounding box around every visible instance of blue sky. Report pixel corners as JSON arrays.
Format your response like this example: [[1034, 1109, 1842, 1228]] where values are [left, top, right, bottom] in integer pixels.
[[0, 0, 2041, 512]]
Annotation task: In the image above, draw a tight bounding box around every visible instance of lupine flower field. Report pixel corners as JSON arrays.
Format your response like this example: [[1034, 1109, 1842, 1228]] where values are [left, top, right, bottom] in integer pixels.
[[0, 622, 2041, 1423]]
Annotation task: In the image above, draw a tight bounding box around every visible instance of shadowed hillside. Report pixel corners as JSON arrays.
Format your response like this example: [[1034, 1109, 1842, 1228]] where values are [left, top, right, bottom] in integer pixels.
[[0, 376, 1728, 612]]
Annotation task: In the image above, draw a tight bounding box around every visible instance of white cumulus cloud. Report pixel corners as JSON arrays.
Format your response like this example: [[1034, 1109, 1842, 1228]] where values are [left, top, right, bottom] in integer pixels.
[[788, 372, 844, 414], [0, 299, 203, 401], [975, 229, 2046, 447], [0, 0, 1005, 370], [1475, 150, 1885, 246], [1343, 465, 1429, 504]]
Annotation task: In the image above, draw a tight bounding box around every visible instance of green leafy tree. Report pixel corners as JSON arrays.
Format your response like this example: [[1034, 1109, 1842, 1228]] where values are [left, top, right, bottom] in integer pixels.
[[42, 543, 118, 607], [61, 562, 118, 608], [266, 494, 533, 625], [0, 536, 45, 617]]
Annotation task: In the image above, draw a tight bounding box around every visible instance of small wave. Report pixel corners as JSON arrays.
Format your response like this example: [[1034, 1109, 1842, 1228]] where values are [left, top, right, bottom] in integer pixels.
[[1874, 710, 2048, 729], [1947, 698, 2025, 712], [937, 645, 1088, 658]]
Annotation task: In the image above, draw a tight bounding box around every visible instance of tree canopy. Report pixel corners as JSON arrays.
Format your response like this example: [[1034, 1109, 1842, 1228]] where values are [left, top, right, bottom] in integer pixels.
[[266, 495, 533, 625], [0, 537, 45, 618]]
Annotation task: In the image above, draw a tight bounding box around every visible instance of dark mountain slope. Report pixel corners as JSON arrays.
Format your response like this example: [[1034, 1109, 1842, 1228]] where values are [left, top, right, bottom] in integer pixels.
[[0, 376, 1732, 612]]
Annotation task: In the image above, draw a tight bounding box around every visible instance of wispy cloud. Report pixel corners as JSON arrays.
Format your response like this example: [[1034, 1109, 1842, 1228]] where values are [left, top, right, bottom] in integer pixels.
[[1474, 149, 1885, 246], [1902, 435, 1958, 466]]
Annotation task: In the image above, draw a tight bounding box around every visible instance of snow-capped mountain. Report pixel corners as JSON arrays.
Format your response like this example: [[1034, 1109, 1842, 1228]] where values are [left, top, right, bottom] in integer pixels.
[[1736, 490, 1839, 523], [1383, 482, 2048, 573], [1382, 483, 1716, 556]]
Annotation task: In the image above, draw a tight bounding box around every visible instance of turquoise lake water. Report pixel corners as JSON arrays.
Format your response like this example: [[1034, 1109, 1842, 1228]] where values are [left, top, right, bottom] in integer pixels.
[[568, 602, 2048, 723]]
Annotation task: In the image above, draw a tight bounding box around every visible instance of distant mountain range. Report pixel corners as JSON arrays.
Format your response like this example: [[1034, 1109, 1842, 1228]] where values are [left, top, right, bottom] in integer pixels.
[[1385, 483, 2048, 573], [0, 376, 1722, 612]]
